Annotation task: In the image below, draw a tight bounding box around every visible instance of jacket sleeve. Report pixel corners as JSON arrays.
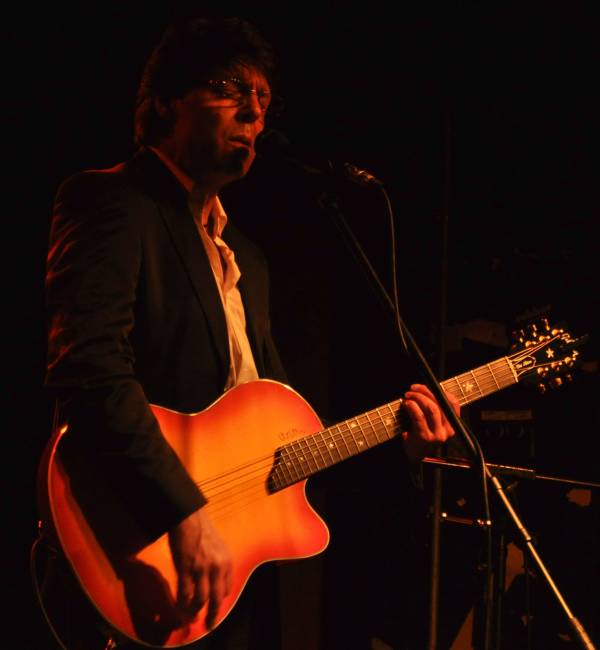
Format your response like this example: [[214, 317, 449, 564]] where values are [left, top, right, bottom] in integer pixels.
[[45, 171, 205, 543]]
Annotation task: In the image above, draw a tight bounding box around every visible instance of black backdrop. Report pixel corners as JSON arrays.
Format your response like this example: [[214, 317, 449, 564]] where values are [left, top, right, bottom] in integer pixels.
[[6, 3, 598, 649]]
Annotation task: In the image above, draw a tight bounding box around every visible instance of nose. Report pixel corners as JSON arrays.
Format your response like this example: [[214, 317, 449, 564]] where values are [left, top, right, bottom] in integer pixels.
[[237, 92, 265, 122]]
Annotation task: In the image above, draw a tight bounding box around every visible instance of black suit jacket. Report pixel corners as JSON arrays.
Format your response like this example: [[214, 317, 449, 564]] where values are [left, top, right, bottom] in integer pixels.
[[45, 148, 287, 541]]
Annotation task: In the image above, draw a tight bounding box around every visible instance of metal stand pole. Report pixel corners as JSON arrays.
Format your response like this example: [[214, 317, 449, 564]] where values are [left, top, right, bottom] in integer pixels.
[[427, 465, 443, 650], [427, 109, 452, 650]]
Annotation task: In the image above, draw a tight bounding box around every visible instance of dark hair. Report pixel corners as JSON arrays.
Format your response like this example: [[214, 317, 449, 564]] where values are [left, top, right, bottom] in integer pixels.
[[134, 15, 277, 147]]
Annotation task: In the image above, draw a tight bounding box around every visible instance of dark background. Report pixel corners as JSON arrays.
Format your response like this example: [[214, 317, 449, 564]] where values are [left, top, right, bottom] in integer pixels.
[[6, 2, 598, 649]]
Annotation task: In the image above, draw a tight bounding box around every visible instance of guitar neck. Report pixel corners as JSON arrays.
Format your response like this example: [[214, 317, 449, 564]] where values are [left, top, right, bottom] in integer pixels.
[[268, 356, 517, 492]]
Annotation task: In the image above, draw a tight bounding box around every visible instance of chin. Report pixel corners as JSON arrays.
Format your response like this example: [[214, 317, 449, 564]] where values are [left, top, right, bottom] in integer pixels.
[[224, 149, 253, 177]]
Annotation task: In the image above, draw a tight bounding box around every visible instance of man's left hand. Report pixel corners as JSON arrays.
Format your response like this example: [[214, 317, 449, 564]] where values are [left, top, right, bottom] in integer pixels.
[[401, 383, 460, 462]]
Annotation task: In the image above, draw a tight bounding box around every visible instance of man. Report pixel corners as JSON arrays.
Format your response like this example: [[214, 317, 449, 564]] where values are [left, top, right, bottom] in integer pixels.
[[42, 15, 458, 649]]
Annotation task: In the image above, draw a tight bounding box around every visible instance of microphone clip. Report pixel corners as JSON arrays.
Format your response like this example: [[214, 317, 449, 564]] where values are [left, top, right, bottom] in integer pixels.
[[342, 163, 383, 187]]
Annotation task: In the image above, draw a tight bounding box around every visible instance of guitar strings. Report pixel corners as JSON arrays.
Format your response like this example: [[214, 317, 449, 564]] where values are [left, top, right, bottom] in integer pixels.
[[201, 382, 495, 523], [199, 362, 518, 500], [181, 339, 565, 522], [202, 410, 407, 522], [197, 365, 520, 523], [198, 360, 517, 494], [202, 346, 560, 507]]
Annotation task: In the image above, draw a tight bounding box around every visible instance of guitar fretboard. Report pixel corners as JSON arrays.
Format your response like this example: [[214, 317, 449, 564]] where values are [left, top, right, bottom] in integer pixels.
[[268, 356, 517, 492]]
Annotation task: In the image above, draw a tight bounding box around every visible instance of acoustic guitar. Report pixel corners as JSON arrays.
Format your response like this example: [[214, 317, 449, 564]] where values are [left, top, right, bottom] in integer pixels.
[[36, 321, 583, 648]]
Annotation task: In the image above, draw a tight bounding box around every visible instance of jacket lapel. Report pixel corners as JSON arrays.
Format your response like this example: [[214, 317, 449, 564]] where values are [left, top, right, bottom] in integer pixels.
[[164, 205, 231, 374], [130, 150, 230, 374]]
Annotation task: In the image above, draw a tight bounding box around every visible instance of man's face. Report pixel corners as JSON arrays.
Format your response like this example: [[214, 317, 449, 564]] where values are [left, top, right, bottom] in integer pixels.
[[164, 65, 271, 189]]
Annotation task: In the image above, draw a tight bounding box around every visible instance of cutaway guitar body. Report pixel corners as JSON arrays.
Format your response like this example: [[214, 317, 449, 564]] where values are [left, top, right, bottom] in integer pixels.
[[37, 321, 583, 647], [41, 381, 329, 647]]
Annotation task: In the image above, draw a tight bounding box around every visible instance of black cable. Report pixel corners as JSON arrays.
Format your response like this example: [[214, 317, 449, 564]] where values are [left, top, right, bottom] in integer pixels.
[[30, 535, 70, 650]]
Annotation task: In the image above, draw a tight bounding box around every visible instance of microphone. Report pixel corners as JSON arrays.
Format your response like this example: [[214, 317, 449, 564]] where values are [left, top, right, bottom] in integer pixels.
[[255, 129, 383, 187]]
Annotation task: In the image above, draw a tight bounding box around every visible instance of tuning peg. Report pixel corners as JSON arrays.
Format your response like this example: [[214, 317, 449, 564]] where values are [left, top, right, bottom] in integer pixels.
[[511, 328, 526, 344]]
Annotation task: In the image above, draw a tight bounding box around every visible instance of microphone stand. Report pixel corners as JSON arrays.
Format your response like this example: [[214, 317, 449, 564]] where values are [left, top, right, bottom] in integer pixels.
[[427, 113, 453, 650], [423, 456, 600, 649], [317, 188, 597, 650]]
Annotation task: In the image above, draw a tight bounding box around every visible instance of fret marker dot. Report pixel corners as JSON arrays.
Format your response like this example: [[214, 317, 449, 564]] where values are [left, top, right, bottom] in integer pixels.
[[329, 443, 334, 449], [358, 440, 364, 447], [350, 422, 357, 429]]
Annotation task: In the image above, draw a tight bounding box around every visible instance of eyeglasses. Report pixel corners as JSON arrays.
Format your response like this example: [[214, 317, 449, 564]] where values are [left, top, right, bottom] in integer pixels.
[[205, 78, 284, 116]]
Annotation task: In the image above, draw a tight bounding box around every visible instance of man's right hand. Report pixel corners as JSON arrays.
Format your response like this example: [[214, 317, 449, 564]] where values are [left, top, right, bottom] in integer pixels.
[[168, 507, 232, 629]]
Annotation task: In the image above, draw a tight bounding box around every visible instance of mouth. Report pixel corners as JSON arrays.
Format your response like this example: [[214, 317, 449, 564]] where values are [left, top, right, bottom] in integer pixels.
[[228, 135, 253, 149]]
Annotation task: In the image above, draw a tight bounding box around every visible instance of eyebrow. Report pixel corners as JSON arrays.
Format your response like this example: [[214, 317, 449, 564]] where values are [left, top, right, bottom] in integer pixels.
[[220, 65, 271, 86]]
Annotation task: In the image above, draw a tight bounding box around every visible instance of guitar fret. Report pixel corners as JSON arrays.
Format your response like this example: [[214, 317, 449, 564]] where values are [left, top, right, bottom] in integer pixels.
[[345, 418, 363, 455], [458, 371, 475, 401], [447, 376, 467, 403], [469, 370, 484, 399], [477, 368, 494, 396], [363, 412, 374, 446], [369, 413, 382, 442], [319, 430, 336, 466], [486, 363, 501, 390], [326, 427, 343, 464], [375, 406, 393, 441], [491, 358, 508, 386], [504, 356, 519, 384], [279, 446, 295, 489], [298, 439, 312, 477], [367, 411, 381, 445], [305, 434, 324, 471], [299, 437, 316, 476], [314, 431, 330, 468], [350, 418, 368, 451], [478, 364, 507, 397], [370, 409, 385, 443], [287, 443, 302, 482], [308, 436, 323, 470], [331, 422, 349, 461], [381, 404, 398, 438], [286, 442, 298, 479], [353, 415, 369, 448], [451, 371, 480, 405]]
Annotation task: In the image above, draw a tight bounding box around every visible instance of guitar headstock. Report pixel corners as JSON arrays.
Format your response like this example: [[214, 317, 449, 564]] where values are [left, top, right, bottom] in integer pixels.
[[508, 318, 587, 393]]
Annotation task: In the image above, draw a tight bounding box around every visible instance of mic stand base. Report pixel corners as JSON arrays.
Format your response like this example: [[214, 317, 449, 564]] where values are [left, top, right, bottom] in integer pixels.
[[425, 455, 598, 649]]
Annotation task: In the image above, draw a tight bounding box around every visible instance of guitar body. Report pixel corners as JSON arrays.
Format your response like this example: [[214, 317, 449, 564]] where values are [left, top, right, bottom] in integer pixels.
[[40, 380, 330, 648]]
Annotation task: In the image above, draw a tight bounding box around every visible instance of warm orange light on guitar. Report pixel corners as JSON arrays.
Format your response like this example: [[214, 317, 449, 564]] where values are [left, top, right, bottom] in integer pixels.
[[38, 320, 585, 647]]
